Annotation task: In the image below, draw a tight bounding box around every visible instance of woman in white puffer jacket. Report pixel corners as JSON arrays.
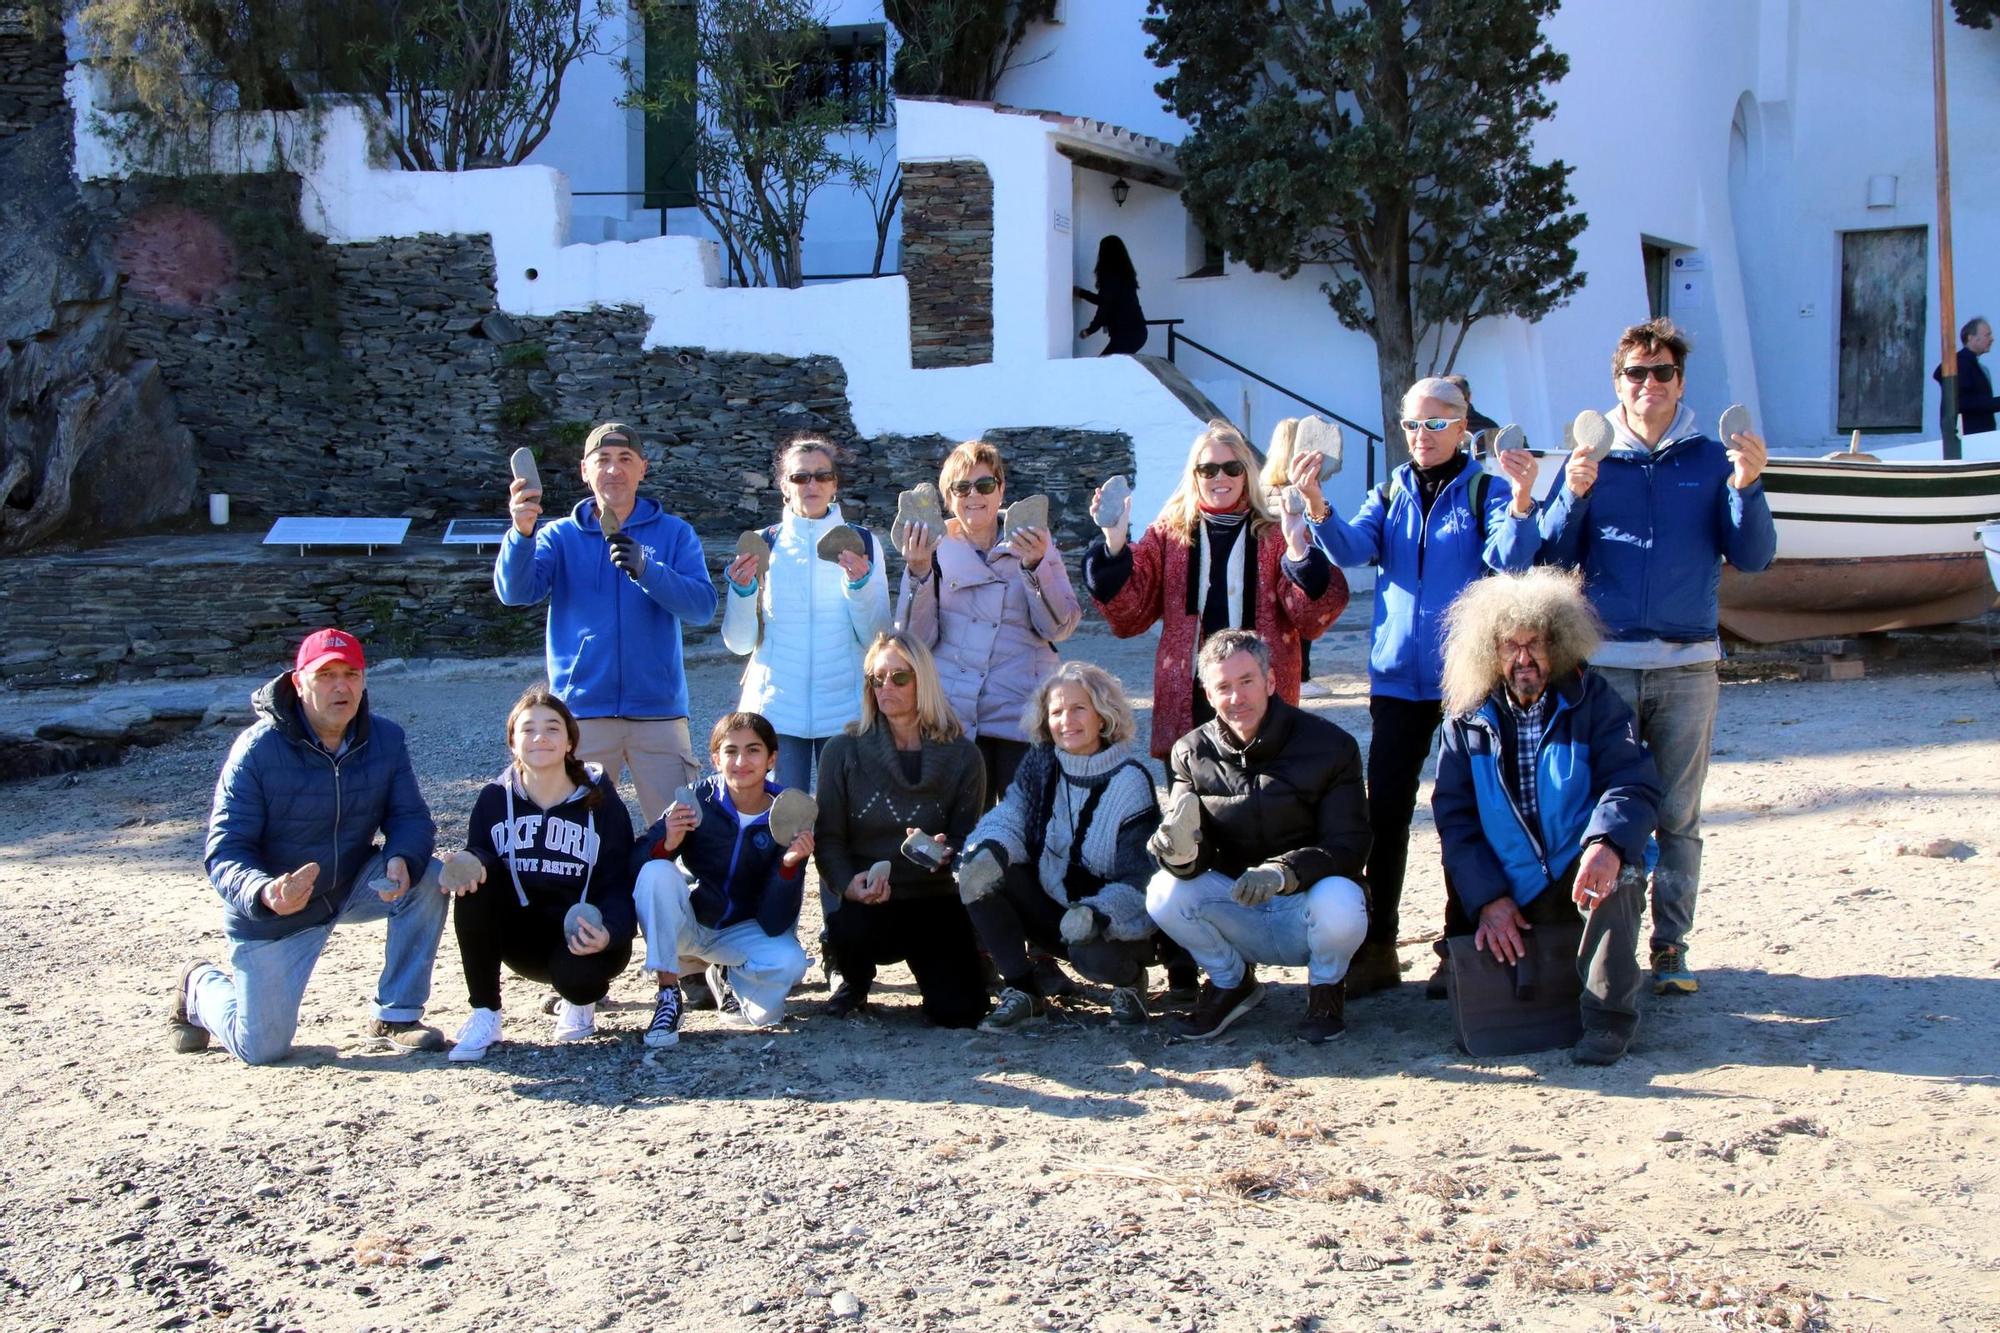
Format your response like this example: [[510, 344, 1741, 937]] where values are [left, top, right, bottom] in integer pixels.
[[722, 435, 892, 793]]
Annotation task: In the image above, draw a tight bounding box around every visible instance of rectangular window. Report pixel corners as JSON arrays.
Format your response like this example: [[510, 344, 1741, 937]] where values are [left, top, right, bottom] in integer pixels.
[[643, 3, 698, 211], [1837, 227, 1928, 432], [792, 25, 888, 127]]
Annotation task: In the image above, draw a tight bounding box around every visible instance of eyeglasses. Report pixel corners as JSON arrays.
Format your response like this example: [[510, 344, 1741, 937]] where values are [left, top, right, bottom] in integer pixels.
[[1399, 417, 1463, 434], [1618, 363, 1682, 384], [787, 469, 837, 486], [866, 668, 915, 689], [1193, 460, 1246, 479], [948, 477, 1002, 497]]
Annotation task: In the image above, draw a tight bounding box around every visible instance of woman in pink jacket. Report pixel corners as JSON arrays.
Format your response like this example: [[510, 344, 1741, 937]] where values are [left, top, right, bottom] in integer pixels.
[[895, 439, 1082, 803]]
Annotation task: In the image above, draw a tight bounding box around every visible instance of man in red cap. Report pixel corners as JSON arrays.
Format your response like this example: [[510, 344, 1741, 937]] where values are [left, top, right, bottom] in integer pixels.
[[170, 628, 448, 1063]]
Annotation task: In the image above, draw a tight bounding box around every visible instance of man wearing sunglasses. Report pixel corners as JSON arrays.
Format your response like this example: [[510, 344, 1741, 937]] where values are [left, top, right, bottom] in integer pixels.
[[1537, 318, 1774, 999]]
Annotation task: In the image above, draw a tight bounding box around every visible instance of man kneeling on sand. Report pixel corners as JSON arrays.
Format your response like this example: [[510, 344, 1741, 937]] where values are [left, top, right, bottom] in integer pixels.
[[171, 629, 448, 1063], [1430, 569, 1661, 1065]]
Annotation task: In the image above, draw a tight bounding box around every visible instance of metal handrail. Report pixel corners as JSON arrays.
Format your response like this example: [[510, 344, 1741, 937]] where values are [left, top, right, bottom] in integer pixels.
[[1147, 320, 1383, 486]]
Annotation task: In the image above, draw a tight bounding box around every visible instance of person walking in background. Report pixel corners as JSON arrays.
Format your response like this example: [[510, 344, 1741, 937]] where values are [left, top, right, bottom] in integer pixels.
[[495, 421, 718, 824], [444, 687, 636, 1061], [1074, 235, 1147, 356], [1292, 377, 1543, 998], [1934, 315, 1996, 439], [894, 438, 1080, 804], [1537, 318, 1774, 997], [1084, 419, 1347, 759]]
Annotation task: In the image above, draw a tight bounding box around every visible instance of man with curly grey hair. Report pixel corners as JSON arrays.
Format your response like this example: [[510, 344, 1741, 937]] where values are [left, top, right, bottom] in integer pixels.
[[1431, 569, 1662, 1065]]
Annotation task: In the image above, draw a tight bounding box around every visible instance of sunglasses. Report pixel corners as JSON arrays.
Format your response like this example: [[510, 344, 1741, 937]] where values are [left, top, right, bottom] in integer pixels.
[[1193, 460, 1246, 479], [1399, 417, 1463, 434], [949, 477, 1002, 496], [866, 668, 915, 689], [1618, 363, 1682, 384], [787, 469, 837, 486]]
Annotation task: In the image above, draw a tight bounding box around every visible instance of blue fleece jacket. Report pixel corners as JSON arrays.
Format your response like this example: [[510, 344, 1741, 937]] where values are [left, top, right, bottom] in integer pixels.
[[1535, 415, 1776, 644], [635, 776, 805, 937], [1432, 670, 1660, 913], [205, 673, 437, 941], [493, 496, 719, 719], [1312, 455, 1542, 700]]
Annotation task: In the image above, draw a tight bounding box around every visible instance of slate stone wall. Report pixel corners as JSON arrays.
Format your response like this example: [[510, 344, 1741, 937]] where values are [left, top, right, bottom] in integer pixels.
[[901, 159, 994, 369], [0, 11, 65, 145]]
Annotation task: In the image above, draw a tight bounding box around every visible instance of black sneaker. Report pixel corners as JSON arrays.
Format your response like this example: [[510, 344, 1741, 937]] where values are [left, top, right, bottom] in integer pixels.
[[1573, 1028, 1630, 1066], [1298, 983, 1346, 1044], [706, 965, 744, 1019], [978, 986, 1047, 1033], [1425, 958, 1451, 1001], [1030, 955, 1078, 999], [169, 961, 211, 1054], [366, 1019, 446, 1054], [644, 986, 683, 1049], [1171, 971, 1264, 1041], [1163, 965, 1200, 1005], [681, 972, 718, 1011], [824, 982, 871, 1019]]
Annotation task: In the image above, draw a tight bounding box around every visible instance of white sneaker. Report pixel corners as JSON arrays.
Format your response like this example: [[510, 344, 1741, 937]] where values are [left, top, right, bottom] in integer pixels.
[[449, 1007, 502, 1062], [552, 1000, 596, 1043]]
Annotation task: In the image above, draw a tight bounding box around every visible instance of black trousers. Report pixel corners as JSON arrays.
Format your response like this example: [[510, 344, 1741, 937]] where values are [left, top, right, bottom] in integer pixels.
[[1364, 694, 1446, 949], [825, 894, 989, 1028], [975, 736, 1030, 812], [966, 865, 1151, 990], [454, 889, 633, 1012]]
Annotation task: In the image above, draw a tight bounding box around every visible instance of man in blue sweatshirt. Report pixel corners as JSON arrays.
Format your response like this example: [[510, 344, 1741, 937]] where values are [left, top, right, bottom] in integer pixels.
[[1537, 319, 1775, 997], [495, 421, 720, 824]]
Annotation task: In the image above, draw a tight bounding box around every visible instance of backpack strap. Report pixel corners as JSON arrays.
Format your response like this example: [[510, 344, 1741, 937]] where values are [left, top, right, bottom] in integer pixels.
[[1469, 468, 1491, 547]]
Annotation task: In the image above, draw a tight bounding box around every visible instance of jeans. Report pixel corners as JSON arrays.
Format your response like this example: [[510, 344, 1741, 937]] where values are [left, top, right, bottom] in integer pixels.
[[774, 733, 832, 798], [576, 716, 699, 825], [1145, 869, 1369, 990], [1363, 694, 1445, 950], [1596, 662, 1719, 949], [189, 851, 448, 1065], [632, 861, 809, 1026], [965, 865, 1152, 990]]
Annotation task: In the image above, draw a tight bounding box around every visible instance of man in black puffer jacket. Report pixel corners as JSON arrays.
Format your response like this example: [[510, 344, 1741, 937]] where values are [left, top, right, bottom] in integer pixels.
[[1146, 629, 1371, 1044]]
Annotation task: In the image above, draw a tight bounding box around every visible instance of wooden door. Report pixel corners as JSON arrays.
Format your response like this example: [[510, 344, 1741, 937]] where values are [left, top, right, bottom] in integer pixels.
[[1837, 227, 1927, 431]]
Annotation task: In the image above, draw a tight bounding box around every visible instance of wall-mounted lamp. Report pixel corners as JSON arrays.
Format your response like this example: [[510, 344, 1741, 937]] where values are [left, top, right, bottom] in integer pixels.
[[1111, 176, 1130, 207]]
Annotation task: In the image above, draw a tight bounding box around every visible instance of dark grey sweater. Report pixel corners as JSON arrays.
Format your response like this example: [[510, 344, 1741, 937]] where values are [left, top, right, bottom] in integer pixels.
[[814, 724, 986, 901]]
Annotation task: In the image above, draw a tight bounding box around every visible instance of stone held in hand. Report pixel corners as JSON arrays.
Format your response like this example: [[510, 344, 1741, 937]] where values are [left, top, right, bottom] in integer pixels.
[[1280, 485, 1308, 517], [1493, 423, 1526, 455], [1001, 494, 1050, 545], [671, 784, 702, 829], [866, 859, 893, 890], [735, 529, 772, 580], [439, 850, 484, 893], [1295, 416, 1343, 477], [563, 902, 604, 942], [816, 524, 865, 564], [900, 830, 951, 870], [895, 483, 946, 533], [599, 504, 622, 539], [1572, 409, 1616, 463], [769, 788, 817, 844], [1090, 473, 1131, 528], [508, 447, 540, 494], [368, 875, 399, 898], [1718, 403, 1754, 445]]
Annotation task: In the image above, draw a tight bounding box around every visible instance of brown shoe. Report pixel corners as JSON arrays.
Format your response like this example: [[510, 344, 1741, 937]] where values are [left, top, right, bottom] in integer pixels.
[[169, 960, 211, 1054], [1171, 970, 1264, 1041], [366, 1019, 445, 1054], [1342, 940, 1404, 997]]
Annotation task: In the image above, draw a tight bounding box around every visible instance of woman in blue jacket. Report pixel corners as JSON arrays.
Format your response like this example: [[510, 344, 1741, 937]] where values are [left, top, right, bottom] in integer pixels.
[[1291, 377, 1542, 996]]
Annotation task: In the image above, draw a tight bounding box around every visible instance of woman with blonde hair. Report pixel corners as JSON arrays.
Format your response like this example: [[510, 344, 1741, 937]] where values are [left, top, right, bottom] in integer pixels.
[[954, 661, 1163, 1031], [812, 631, 989, 1025], [894, 438, 1081, 803], [1083, 420, 1347, 757]]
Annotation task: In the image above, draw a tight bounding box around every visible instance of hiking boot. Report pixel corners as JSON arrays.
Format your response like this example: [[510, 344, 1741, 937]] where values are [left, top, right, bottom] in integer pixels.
[[1342, 940, 1403, 997], [169, 960, 211, 1054], [1108, 986, 1148, 1027], [449, 1007, 502, 1062], [1163, 964, 1200, 1005], [551, 1001, 597, 1043], [681, 971, 718, 1011], [824, 981, 871, 1019], [1425, 958, 1451, 1001], [1651, 944, 1699, 996], [644, 987, 683, 1049], [1573, 1028, 1630, 1066], [1298, 983, 1346, 1045], [1172, 971, 1264, 1041], [366, 1018, 446, 1054], [979, 986, 1047, 1033], [1030, 954, 1078, 999]]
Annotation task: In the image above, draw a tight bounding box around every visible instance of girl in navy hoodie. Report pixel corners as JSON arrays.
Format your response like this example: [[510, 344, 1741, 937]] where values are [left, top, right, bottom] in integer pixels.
[[445, 687, 636, 1061], [631, 711, 813, 1048]]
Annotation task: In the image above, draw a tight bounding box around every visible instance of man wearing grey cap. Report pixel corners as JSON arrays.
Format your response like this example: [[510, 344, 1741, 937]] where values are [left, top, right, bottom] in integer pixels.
[[495, 422, 718, 822]]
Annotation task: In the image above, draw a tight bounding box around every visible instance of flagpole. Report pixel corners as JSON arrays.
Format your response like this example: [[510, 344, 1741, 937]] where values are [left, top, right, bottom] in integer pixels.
[[1933, 0, 1960, 459]]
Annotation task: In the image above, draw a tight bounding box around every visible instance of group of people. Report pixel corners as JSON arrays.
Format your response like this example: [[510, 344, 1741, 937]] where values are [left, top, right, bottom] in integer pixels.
[[169, 317, 1775, 1070]]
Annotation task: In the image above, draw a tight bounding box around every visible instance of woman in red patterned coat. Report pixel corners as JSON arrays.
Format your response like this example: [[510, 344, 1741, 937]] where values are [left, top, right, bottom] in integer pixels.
[[1083, 420, 1348, 759]]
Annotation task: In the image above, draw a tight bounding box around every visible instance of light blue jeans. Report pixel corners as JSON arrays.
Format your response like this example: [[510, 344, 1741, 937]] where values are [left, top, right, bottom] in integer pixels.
[[1145, 869, 1369, 990], [633, 861, 809, 1026], [190, 851, 448, 1065], [1596, 662, 1720, 950], [774, 733, 831, 800]]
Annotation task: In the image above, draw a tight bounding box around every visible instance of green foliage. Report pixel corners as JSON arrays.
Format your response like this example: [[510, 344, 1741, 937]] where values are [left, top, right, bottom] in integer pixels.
[[884, 0, 1055, 100], [499, 394, 548, 428], [1953, 0, 1997, 27], [551, 420, 593, 450], [625, 0, 877, 288], [1145, 0, 1586, 453], [499, 340, 549, 367]]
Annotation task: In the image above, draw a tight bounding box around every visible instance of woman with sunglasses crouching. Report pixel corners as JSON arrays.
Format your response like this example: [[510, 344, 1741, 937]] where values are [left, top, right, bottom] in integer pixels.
[[892, 438, 1080, 804], [722, 433, 891, 795], [1284, 377, 1542, 997], [1084, 419, 1347, 758], [813, 632, 989, 1026]]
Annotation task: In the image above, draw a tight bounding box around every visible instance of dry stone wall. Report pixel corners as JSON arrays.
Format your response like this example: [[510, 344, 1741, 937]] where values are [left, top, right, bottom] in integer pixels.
[[901, 160, 994, 369], [0, 9, 64, 145]]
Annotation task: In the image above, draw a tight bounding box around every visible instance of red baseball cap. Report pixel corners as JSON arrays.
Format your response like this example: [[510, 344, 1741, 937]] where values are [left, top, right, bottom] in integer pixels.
[[294, 628, 367, 675]]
